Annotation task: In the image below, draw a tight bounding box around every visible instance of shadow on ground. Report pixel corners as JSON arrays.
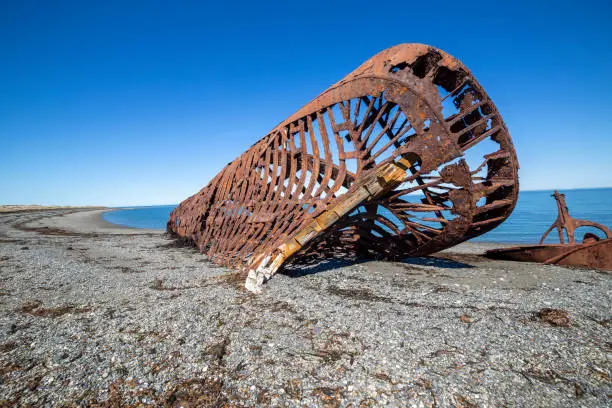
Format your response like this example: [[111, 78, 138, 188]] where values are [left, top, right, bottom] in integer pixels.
[[401, 256, 474, 269], [282, 254, 475, 277]]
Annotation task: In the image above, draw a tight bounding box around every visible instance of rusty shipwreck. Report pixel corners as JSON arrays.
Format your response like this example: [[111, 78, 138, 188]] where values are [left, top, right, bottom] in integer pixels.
[[485, 190, 611, 271], [168, 44, 520, 292]]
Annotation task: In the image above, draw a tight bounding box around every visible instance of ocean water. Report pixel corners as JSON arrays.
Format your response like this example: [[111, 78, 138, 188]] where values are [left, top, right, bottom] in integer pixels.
[[102, 205, 176, 230], [473, 188, 612, 243], [102, 188, 612, 244]]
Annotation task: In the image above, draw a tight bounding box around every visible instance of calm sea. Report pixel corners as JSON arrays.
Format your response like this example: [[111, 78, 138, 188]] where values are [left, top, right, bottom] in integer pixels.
[[102, 188, 612, 244]]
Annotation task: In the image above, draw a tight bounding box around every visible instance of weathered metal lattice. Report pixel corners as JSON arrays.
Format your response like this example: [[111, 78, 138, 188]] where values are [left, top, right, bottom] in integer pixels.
[[168, 44, 520, 292]]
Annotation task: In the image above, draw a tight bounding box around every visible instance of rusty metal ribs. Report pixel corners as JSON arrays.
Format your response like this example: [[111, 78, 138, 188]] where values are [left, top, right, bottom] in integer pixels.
[[168, 44, 520, 292], [539, 190, 611, 244]]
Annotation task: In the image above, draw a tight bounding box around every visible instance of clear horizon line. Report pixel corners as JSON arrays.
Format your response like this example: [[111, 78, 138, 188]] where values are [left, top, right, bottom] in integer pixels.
[[2, 185, 611, 208]]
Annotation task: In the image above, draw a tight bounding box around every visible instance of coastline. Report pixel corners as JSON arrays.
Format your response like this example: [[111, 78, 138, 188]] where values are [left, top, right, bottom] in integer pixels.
[[52, 209, 510, 249], [0, 208, 609, 406], [0, 205, 107, 214], [18, 208, 165, 235]]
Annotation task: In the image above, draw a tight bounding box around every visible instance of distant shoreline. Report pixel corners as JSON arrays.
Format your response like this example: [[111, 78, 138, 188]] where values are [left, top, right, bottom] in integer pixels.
[[13, 208, 512, 249], [17, 208, 164, 235], [519, 186, 612, 192], [3, 186, 609, 213], [0, 205, 107, 214]]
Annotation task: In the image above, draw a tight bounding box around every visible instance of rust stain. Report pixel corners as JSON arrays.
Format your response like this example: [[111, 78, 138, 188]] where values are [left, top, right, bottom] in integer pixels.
[[167, 44, 520, 292]]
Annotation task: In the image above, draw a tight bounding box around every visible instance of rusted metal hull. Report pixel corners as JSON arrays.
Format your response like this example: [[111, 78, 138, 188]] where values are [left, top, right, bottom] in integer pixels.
[[485, 190, 611, 272], [168, 44, 520, 292], [485, 244, 582, 264], [538, 191, 611, 244], [485, 239, 612, 271], [550, 239, 612, 270]]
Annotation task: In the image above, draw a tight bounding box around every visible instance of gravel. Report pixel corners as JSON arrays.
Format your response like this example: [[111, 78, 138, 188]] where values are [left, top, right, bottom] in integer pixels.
[[0, 209, 610, 407]]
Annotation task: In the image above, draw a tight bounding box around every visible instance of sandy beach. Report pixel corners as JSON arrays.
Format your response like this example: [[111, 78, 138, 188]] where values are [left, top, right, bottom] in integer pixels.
[[0, 209, 610, 407], [19, 209, 164, 235], [0, 206, 108, 214]]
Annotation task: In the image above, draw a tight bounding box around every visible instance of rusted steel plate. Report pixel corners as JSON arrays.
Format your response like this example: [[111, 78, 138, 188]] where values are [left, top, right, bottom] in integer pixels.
[[547, 239, 612, 271], [485, 240, 612, 272], [485, 244, 582, 263], [168, 44, 520, 292]]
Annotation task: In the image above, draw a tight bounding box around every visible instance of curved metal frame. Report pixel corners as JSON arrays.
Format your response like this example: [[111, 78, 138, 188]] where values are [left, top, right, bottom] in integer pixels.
[[486, 190, 611, 271], [168, 44, 520, 292], [539, 190, 611, 244]]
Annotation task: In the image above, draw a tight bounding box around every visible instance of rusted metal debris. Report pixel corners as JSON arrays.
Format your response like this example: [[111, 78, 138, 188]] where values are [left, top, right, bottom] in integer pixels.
[[537, 308, 571, 327], [486, 190, 612, 271], [168, 44, 520, 292], [539, 190, 611, 244]]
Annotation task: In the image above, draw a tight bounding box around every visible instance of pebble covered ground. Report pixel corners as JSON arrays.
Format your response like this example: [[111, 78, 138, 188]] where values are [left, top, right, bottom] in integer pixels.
[[0, 210, 610, 407]]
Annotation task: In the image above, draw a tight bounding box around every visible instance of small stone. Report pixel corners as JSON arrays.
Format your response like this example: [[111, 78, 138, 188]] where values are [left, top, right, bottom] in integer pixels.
[[459, 314, 472, 323], [53, 351, 69, 362], [537, 308, 571, 327]]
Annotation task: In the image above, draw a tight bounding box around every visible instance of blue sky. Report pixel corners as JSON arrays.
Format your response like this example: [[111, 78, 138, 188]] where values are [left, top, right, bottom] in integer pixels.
[[1, 0, 611, 206]]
